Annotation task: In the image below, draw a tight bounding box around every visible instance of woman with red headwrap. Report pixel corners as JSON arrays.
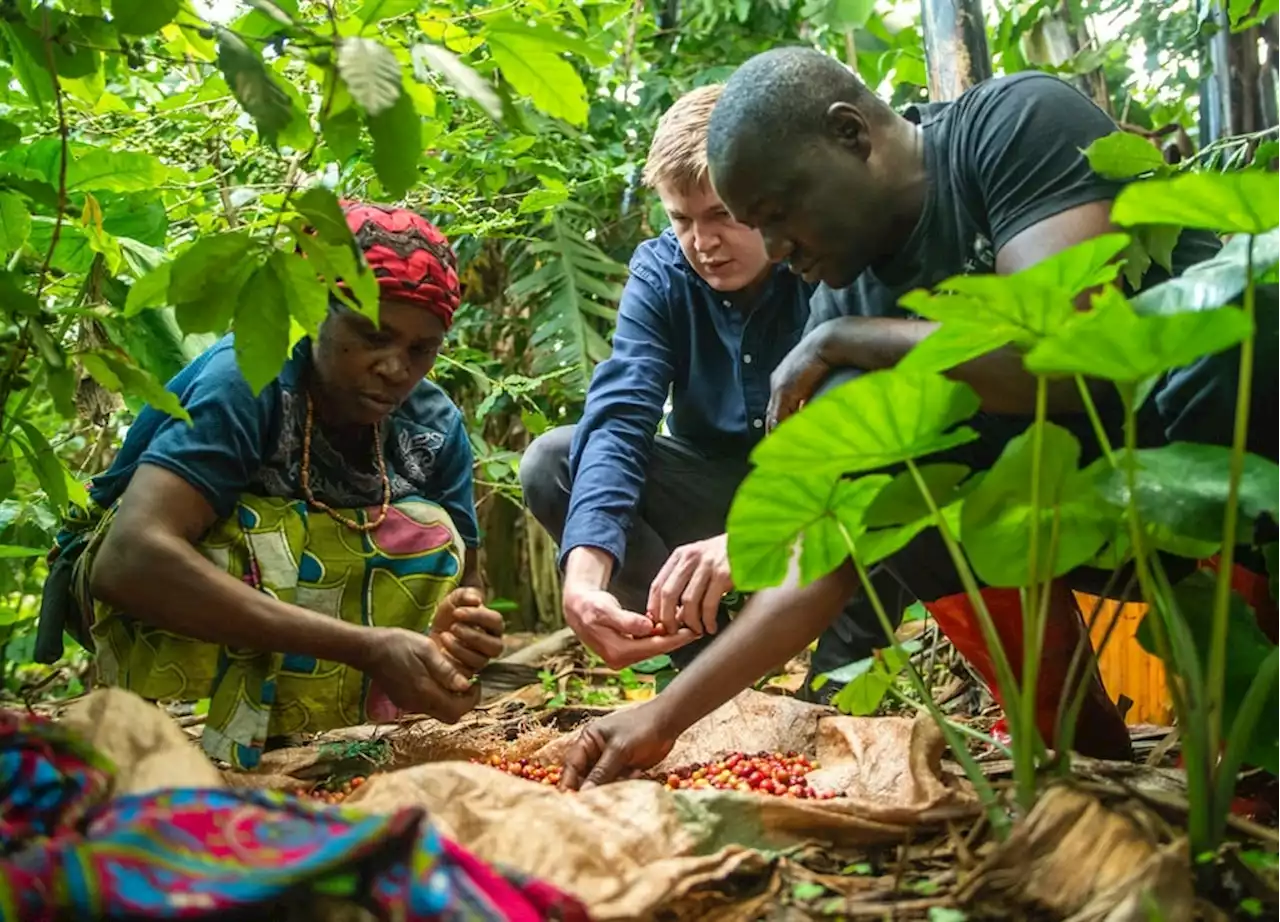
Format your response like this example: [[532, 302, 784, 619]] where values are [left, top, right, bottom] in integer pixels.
[[39, 204, 504, 770]]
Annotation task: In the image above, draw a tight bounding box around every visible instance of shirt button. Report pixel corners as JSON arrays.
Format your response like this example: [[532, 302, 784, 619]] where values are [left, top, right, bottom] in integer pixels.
[[752, 418, 764, 429], [722, 299, 732, 308], [742, 353, 753, 364]]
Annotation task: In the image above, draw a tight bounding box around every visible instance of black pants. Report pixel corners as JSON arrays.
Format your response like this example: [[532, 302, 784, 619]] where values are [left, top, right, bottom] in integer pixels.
[[519, 425, 907, 693]]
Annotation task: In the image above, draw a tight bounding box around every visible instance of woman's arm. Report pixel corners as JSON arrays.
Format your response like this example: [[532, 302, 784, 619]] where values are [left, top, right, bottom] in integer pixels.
[[91, 464, 383, 665]]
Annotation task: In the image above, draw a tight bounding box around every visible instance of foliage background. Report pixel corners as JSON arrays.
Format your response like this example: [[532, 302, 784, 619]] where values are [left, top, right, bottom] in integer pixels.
[[0, 0, 1273, 690]]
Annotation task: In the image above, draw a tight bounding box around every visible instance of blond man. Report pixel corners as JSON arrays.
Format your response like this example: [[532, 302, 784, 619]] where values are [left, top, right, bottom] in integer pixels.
[[521, 86, 902, 684]]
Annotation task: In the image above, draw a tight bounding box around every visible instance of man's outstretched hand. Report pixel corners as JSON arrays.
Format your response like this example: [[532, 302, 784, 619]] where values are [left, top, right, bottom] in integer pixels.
[[559, 702, 677, 790], [564, 585, 696, 670], [647, 533, 733, 637]]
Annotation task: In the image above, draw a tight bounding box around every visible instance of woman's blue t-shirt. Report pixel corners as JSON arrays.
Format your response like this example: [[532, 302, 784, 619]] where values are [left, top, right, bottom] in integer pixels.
[[88, 335, 480, 547]]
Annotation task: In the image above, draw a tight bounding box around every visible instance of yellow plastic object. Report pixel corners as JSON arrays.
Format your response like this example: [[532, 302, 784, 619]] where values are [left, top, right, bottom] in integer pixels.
[[1075, 593, 1174, 726]]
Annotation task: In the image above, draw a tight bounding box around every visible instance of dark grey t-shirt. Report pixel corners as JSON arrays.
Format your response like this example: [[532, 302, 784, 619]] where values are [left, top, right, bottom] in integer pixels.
[[807, 71, 1221, 332]]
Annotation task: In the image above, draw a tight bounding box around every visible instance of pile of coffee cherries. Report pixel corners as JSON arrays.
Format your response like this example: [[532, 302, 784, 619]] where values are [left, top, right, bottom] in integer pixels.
[[305, 775, 367, 804], [662, 751, 838, 800], [475, 753, 564, 786]]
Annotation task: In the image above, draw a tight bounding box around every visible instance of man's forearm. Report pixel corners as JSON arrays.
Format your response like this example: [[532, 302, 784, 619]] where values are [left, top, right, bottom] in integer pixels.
[[648, 563, 858, 738], [564, 545, 615, 591], [813, 317, 1085, 415]]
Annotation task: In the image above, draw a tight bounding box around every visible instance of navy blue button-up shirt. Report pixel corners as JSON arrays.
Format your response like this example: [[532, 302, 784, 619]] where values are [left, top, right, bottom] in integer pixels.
[[563, 229, 813, 569]]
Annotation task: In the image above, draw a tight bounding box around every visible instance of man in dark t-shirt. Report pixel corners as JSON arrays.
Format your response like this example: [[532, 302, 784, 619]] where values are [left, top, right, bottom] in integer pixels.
[[555, 47, 1277, 785]]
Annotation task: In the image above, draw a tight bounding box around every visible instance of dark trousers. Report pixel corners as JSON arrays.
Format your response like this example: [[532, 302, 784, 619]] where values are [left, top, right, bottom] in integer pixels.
[[519, 425, 906, 691]]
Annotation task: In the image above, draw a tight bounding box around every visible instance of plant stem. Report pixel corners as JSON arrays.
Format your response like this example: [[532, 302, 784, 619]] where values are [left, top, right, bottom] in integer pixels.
[[1016, 377, 1049, 811], [1206, 234, 1256, 765], [1074, 375, 1115, 467], [840, 527, 1010, 838], [904, 460, 1024, 747]]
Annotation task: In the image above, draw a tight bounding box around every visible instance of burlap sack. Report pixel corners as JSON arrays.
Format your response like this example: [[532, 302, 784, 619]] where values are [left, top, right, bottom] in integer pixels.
[[340, 691, 977, 919], [59, 688, 225, 795]]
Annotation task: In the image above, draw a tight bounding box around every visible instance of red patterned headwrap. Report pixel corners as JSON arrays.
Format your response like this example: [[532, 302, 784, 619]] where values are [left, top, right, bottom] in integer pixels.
[[338, 202, 461, 329]]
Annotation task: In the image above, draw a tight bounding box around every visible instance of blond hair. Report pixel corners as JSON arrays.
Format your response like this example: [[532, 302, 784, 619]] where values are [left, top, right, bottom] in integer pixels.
[[641, 84, 723, 192]]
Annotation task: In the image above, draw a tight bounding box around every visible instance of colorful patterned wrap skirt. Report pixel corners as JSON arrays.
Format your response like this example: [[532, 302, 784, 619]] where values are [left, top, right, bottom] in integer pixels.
[[65, 493, 465, 769]]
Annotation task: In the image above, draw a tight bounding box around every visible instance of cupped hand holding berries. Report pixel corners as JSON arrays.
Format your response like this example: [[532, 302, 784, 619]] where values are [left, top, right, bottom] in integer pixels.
[[647, 533, 733, 638], [560, 701, 677, 790]]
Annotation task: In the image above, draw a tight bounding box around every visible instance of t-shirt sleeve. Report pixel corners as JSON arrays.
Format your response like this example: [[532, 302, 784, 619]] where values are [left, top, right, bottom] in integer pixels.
[[136, 347, 275, 519], [960, 73, 1127, 253], [431, 411, 480, 548]]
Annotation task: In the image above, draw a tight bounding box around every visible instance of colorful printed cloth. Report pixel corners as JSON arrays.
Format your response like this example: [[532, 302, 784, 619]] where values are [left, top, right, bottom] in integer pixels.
[[67, 492, 466, 770], [0, 711, 591, 922], [0, 712, 112, 854]]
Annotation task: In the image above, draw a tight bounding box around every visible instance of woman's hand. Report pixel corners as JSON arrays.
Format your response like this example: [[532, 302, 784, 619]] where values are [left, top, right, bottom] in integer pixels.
[[429, 587, 505, 675], [363, 627, 481, 723]]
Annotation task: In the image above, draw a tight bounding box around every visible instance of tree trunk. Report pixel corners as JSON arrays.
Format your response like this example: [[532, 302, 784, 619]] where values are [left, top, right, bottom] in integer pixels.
[[1202, 7, 1277, 143], [526, 512, 564, 632], [920, 0, 992, 102]]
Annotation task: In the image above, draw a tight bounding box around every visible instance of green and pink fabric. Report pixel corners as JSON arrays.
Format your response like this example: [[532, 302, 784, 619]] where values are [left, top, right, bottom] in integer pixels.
[[0, 710, 591, 921]]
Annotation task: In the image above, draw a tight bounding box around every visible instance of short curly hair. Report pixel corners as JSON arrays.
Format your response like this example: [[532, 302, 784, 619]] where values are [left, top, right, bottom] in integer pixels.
[[641, 84, 723, 193]]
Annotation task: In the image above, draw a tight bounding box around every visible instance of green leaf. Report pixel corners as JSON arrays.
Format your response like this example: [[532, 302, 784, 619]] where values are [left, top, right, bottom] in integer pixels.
[[1025, 288, 1253, 383], [727, 468, 891, 591], [28, 319, 65, 371], [412, 43, 502, 121], [0, 192, 30, 252], [15, 420, 68, 513], [0, 270, 37, 318], [81, 350, 191, 423], [630, 654, 672, 674], [518, 185, 570, 215], [295, 187, 355, 249], [818, 654, 877, 686], [0, 544, 47, 558], [960, 422, 1115, 587], [110, 0, 179, 34], [67, 149, 170, 194], [0, 446, 16, 504], [0, 120, 21, 151], [485, 17, 611, 67], [1112, 171, 1280, 235], [235, 258, 292, 395], [338, 37, 404, 117], [273, 250, 329, 336], [294, 233, 378, 320], [358, 0, 417, 26], [790, 881, 826, 901], [169, 232, 259, 335], [321, 107, 363, 163], [124, 262, 171, 316], [1092, 443, 1279, 551], [1132, 230, 1279, 316], [47, 365, 76, 418], [831, 642, 920, 715], [1137, 571, 1277, 774], [217, 30, 296, 146], [864, 463, 972, 527], [0, 24, 55, 113], [751, 370, 980, 478], [1018, 233, 1129, 296], [101, 193, 169, 247], [366, 90, 421, 200], [902, 277, 1077, 349], [486, 26, 589, 125], [1083, 131, 1169, 180]]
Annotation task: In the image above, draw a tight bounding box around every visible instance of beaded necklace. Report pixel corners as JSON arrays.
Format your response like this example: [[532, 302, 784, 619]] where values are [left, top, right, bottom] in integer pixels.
[[300, 392, 391, 532]]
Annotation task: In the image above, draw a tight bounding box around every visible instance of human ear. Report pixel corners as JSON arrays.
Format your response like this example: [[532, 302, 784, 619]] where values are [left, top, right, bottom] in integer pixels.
[[823, 102, 871, 160]]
